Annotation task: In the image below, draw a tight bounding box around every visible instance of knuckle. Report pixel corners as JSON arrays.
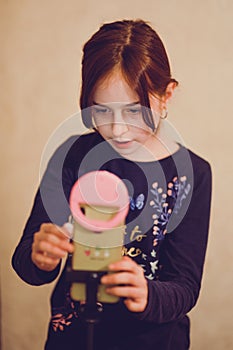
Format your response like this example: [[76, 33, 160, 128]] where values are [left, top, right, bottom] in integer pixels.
[[40, 223, 47, 231], [41, 222, 53, 232], [34, 231, 40, 241]]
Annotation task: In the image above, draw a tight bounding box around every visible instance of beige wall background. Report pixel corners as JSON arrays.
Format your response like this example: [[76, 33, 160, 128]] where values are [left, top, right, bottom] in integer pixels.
[[1, 1, 232, 349]]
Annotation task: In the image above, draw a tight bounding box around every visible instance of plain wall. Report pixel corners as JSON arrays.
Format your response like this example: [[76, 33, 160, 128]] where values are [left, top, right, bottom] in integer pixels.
[[1, 1, 233, 349]]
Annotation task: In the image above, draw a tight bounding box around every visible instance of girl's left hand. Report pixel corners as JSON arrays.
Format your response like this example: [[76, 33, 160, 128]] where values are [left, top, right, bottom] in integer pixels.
[[101, 256, 148, 313]]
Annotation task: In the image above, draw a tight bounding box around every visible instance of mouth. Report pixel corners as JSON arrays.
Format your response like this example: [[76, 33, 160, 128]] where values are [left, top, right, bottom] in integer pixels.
[[111, 139, 133, 149]]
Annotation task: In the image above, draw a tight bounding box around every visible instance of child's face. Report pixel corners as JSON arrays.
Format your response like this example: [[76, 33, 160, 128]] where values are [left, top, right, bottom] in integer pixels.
[[92, 71, 163, 160]]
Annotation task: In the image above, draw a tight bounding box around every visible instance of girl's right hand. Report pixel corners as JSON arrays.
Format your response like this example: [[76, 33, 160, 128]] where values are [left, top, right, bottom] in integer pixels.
[[31, 223, 74, 272]]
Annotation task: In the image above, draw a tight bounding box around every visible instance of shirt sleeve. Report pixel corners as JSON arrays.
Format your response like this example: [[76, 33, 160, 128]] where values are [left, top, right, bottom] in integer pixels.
[[134, 158, 212, 323], [11, 137, 77, 286]]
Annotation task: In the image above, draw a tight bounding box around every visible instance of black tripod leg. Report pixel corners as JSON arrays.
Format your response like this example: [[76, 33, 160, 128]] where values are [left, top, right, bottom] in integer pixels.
[[78, 273, 104, 350], [86, 321, 95, 350]]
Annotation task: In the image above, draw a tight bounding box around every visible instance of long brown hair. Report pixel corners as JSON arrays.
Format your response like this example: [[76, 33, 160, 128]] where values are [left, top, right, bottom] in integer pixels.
[[80, 19, 178, 131]]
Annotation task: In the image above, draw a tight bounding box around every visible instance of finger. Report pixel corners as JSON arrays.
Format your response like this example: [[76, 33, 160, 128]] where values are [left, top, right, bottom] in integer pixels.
[[41, 223, 71, 241], [31, 251, 60, 271], [34, 231, 74, 253], [36, 260, 59, 272], [104, 285, 148, 313], [108, 256, 135, 271], [105, 285, 142, 299], [33, 240, 68, 259], [124, 298, 147, 313], [39, 233, 74, 252], [33, 239, 68, 258], [34, 252, 60, 266], [101, 272, 137, 286], [108, 257, 143, 276]]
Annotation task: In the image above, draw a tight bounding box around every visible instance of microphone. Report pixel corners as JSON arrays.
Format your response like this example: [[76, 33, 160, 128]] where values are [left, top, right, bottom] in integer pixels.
[[68, 170, 129, 303]]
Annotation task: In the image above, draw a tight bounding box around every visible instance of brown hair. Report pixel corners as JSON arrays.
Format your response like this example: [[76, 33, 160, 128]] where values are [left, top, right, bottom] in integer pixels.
[[80, 19, 178, 131]]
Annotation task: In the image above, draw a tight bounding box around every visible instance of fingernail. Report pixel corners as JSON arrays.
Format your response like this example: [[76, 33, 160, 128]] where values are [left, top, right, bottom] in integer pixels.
[[101, 277, 106, 283]]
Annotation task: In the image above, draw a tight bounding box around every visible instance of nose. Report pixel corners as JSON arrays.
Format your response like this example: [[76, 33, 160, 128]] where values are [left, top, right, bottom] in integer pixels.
[[111, 111, 129, 137]]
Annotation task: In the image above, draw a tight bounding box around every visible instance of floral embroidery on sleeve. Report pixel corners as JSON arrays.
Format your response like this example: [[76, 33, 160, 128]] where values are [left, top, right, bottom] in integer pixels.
[[124, 176, 191, 281], [51, 313, 73, 332], [150, 181, 172, 246], [139, 176, 191, 279], [172, 176, 191, 214], [51, 291, 79, 332], [150, 176, 191, 246]]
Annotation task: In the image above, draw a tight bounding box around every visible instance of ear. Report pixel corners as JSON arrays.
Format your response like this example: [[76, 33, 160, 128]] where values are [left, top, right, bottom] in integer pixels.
[[163, 81, 177, 104]]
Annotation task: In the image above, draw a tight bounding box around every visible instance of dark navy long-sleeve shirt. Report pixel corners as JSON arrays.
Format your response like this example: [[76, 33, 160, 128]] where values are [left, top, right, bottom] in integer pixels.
[[12, 131, 212, 350]]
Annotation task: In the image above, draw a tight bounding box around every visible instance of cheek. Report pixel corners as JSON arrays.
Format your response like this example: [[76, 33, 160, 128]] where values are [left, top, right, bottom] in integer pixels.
[[96, 125, 111, 138], [133, 125, 153, 138]]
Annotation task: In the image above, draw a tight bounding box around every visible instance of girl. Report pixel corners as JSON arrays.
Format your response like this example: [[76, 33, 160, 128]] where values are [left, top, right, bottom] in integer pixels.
[[12, 19, 212, 350]]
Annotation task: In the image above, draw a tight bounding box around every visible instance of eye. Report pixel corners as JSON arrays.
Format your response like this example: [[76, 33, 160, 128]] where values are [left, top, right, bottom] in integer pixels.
[[124, 107, 142, 115], [93, 107, 110, 114]]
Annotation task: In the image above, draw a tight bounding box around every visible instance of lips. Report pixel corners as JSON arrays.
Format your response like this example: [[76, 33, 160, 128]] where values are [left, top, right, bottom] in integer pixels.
[[112, 140, 133, 148]]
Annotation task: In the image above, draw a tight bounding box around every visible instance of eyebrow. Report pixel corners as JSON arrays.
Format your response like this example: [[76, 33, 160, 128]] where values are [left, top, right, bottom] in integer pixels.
[[92, 101, 140, 107]]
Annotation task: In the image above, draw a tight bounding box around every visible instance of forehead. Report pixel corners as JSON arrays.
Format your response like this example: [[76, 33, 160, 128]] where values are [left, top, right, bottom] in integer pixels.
[[93, 71, 139, 104]]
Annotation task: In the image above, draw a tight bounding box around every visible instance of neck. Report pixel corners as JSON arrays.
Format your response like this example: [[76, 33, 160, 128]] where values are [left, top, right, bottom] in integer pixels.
[[122, 121, 180, 162]]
